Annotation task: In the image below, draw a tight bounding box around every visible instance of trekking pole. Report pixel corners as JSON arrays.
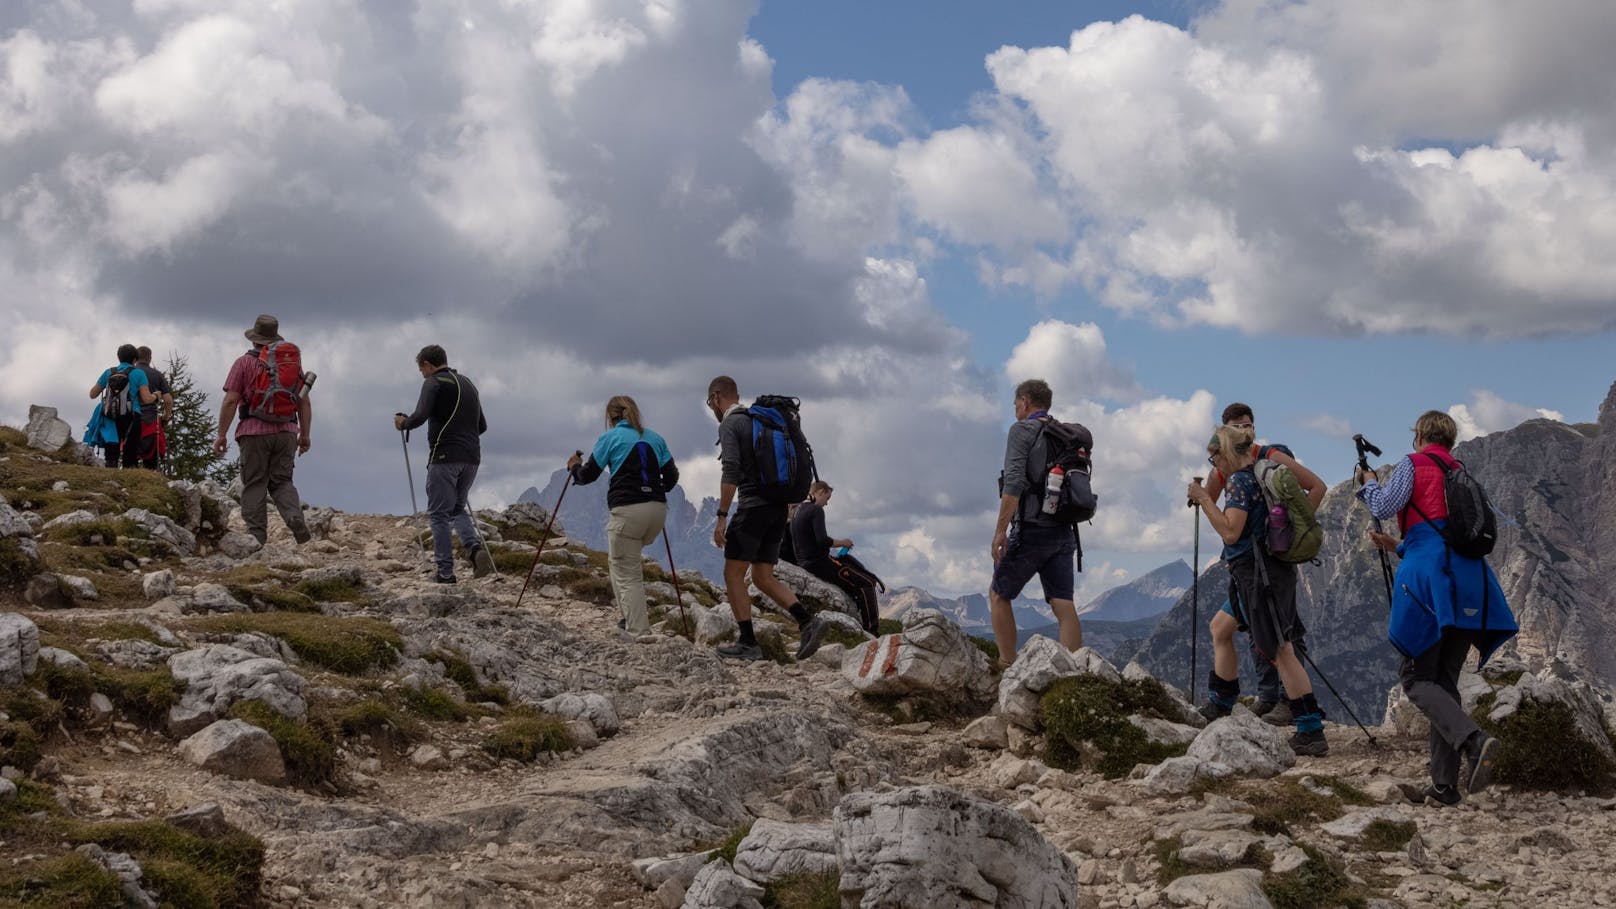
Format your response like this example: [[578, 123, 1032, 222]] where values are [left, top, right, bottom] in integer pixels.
[[662, 531, 692, 637], [1188, 477, 1202, 703], [1253, 549, 1378, 747], [1353, 434, 1396, 610], [398, 423, 425, 555], [515, 471, 573, 609]]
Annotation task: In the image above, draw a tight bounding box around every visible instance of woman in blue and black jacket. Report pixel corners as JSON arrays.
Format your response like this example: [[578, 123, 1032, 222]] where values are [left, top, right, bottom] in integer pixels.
[[567, 396, 680, 635]]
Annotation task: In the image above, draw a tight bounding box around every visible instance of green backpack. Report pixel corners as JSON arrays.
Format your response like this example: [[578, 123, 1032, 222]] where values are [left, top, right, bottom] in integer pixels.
[[1253, 453, 1322, 563]]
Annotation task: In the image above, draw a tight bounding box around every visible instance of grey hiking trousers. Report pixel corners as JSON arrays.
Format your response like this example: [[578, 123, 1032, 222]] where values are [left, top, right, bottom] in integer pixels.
[[426, 462, 483, 576], [1400, 628, 1485, 788], [239, 432, 307, 544]]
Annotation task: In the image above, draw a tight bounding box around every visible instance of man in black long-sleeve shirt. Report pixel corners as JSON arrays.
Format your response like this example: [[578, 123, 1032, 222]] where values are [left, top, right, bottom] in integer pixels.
[[394, 345, 493, 583], [790, 481, 881, 633]]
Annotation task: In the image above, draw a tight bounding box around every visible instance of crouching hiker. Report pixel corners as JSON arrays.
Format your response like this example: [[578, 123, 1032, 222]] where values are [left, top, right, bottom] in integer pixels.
[[566, 395, 680, 637], [1189, 425, 1327, 756], [790, 481, 881, 634], [707, 375, 828, 662], [394, 345, 493, 584], [1358, 410, 1516, 806]]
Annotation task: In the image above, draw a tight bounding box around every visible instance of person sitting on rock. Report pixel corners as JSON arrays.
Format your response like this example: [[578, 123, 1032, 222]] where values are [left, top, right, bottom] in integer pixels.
[[1199, 402, 1324, 727], [566, 395, 679, 637], [1188, 425, 1328, 757], [790, 481, 880, 634], [1358, 410, 1516, 806]]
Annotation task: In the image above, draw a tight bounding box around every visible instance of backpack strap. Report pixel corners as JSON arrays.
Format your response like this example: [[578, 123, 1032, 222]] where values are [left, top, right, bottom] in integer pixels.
[[1017, 418, 1052, 524]]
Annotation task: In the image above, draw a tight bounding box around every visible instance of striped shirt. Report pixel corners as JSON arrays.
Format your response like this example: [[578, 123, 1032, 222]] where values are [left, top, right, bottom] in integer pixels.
[[224, 351, 300, 437]]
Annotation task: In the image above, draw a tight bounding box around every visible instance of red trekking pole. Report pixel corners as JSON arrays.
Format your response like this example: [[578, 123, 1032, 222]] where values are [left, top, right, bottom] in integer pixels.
[[515, 471, 573, 609], [662, 531, 691, 637]]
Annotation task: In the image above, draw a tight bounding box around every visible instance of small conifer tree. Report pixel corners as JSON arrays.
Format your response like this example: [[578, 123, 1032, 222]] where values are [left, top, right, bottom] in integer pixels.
[[163, 353, 238, 485]]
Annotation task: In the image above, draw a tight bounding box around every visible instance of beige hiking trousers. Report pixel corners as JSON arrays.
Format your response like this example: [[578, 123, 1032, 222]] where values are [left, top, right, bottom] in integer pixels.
[[606, 501, 668, 633]]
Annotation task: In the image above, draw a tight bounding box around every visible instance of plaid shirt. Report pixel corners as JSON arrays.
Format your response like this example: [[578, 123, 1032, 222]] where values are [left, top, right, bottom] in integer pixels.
[[224, 351, 300, 438], [1356, 457, 1414, 521]]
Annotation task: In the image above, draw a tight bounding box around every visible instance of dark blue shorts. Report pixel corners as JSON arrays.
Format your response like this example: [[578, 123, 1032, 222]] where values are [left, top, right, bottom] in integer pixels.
[[990, 523, 1077, 602]]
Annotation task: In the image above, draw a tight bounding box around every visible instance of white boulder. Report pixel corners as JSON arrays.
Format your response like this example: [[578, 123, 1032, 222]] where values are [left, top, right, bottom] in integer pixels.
[[178, 719, 287, 785], [841, 609, 995, 700]]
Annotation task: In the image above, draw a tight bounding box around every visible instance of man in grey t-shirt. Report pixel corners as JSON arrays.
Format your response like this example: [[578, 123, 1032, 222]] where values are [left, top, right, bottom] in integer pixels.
[[989, 378, 1082, 664], [707, 375, 827, 662]]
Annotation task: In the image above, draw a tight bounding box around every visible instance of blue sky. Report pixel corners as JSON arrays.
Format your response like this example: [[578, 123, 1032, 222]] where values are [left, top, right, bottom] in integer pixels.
[[2, 0, 1611, 601]]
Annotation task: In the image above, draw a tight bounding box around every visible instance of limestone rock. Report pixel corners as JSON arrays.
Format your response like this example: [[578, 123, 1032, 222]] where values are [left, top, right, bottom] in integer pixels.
[[0, 613, 40, 686], [841, 609, 995, 700], [186, 583, 248, 614], [764, 559, 859, 620], [179, 720, 287, 784], [76, 843, 156, 909], [23, 573, 71, 609], [1321, 808, 1414, 839], [1162, 868, 1271, 908], [217, 532, 263, 559], [409, 744, 450, 770], [538, 692, 621, 737], [167, 645, 307, 737], [0, 778, 16, 804], [633, 852, 712, 891], [963, 714, 1010, 750], [563, 718, 600, 750], [1130, 714, 1202, 747], [37, 646, 87, 671], [1178, 829, 1263, 867], [835, 785, 1079, 909], [1380, 684, 1427, 739], [1185, 709, 1296, 778], [695, 604, 740, 645], [1488, 674, 1616, 759], [60, 574, 98, 600], [0, 501, 42, 583], [1141, 756, 1234, 796], [681, 861, 764, 909], [142, 569, 177, 600], [41, 509, 98, 532], [25, 404, 72, 451], [732, 819, 836, 883], [120, 508, 196, 556], [996, 636, 1109, 731]]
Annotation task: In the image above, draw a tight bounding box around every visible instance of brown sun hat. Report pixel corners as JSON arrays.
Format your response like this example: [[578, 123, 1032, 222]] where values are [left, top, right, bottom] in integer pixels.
[[245, 314, 283, 344]]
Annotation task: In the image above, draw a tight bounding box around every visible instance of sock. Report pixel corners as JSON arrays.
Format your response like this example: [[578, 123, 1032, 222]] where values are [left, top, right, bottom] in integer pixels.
[[787, 604, 812, 628], [738, 620, 757, 645], [1290, 694, 1324, 733], [1208, 672, 1239, 710]]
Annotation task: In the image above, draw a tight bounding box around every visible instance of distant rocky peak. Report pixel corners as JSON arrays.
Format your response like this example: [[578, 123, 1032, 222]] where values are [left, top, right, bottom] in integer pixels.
[[1601, 378, 1616, 431]]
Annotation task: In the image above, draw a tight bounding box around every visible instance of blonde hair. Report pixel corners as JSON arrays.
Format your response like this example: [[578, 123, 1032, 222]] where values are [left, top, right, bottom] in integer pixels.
[[1208, 425, 1255, 464], [605, 395, 643, 434], [1413, 410, 1458, 448], [808, 480, 833, 497]]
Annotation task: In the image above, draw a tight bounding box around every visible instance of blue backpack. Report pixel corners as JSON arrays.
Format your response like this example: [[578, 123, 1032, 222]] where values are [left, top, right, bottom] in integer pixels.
[[748, 395, 816, 504]]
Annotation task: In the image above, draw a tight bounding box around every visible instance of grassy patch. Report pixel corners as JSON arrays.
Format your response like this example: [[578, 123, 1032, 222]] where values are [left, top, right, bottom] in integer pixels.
[[0, 718, 45, 772], [1262, 845, 1368, 909], [396, 685, 470, 721], [762, 870, 839, 908], [554, 567, 613, 604], [328, 698, 422, 746], [1243, 779, 1345, 837], [481, 709, 573, 762], [90, 665, 182, 729], [0, 852, 125, 907], [0, 537, 40, 589], [432, 650, 509, 705], [876, 619, 903, 636], [706, 821, 754, 865], [1361, 819, 1417, 852], [967, 634, 1000, 666], [294, 576, 368, 603], [492, 549, 535, 575], [1154, 835, 1266, 885], [0, 434, 187, 523], [1040, 675, 1190, 778], [227, 584, 318, 613], [227, 700, 337, 789], [40, 518, 144, 547], [1314, 776, 1375, 807], [1472, 698, 1616, 794], [820, 623, 870, 651], [186, 613, 400, 675]]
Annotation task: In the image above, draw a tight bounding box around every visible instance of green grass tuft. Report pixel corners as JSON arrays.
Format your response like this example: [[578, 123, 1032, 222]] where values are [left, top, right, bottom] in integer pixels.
[[0, 719, 45, 772], [227, 584, 318, 613], [293, 576, 368, 603], [0, 852, 125, 907], [1472, 699, 1616, 794], [1360, 819, 1417, 852], [1262, 845, 1368, 909], [1039, 675, 1190, 778], [396, 686, 470, 721], [432, 650, 509, 705], [187, 613, 400, 675], [1246, 779, 1345, 837], [227, 700, 337, 789], [762, 870, 839, 908], [707, 821, 753, 865], [89, 665, 182, 729], [330, 699, 422, 744], [481, 709, 573, 762]]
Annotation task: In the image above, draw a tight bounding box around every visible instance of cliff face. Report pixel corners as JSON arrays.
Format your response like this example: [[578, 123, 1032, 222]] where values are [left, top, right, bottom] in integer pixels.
[[1137, 379, 1616, 720]]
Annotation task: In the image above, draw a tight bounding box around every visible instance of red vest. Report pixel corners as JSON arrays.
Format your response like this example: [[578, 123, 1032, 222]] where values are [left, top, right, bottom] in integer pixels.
[[1398, 445, 1456, 534]]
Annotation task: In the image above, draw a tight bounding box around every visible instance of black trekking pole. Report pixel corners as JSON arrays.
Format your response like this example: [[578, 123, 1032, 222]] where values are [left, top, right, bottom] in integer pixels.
[[1353, 434, 1395, 610], [1188, 477, 1202, 703], [1252, 550, 1378, 747], [515, 466, 574, 609], [397, 422, 426, 555], [661, 531, 692, 638]]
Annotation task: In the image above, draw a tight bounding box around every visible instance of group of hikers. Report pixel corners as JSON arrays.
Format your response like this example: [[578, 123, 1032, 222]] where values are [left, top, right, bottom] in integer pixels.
[[84, 315, 1518, 809]]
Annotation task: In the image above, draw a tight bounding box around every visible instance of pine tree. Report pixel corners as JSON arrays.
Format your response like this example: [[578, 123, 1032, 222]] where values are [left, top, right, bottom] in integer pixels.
[[163, 353, 237, 484]]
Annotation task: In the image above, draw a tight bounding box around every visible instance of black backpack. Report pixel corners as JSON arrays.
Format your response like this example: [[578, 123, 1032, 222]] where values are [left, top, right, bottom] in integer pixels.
[[102, 365, 134, 420], [747, 395, 817, 504], [1024, 418, 1098, 525], [1406, 452, 1497, 559]]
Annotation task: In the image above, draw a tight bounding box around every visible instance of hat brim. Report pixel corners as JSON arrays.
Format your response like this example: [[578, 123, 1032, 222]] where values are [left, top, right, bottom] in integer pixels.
[[245, 329, 283, 344]]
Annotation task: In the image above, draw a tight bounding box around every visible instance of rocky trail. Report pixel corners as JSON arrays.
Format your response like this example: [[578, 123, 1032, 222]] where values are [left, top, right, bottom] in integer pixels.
[[4, 427, 1616, 908]]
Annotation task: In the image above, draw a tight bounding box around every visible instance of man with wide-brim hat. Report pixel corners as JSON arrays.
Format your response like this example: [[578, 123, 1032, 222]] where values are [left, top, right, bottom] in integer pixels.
[[214, 313, 312, 549]]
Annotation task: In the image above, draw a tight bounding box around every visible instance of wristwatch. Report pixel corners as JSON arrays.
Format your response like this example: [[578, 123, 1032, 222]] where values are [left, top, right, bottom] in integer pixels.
[[716, 509, 729, 518]]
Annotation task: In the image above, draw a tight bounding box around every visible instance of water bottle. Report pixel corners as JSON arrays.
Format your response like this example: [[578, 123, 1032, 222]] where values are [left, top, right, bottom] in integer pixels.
[[1041, 466, 1065, 515], [1267, 504, 1293, 552]]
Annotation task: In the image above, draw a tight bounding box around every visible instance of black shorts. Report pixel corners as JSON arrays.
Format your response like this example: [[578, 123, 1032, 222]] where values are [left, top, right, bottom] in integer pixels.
[[990, 522, 1077, 602], [725, 504, 788, 565], [1227, 553, 1304, 664]]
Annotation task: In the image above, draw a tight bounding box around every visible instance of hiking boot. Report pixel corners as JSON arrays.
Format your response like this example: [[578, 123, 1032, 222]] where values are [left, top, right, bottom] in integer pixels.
[[1198, 701, 1232, 723], [716, 641, 764, 661], [1288, 728, 1329, 756], [433, 572, 458, 585], [1250, 700, 1277, 719], [616, 618, 626, 630], [290, 522, 312, 545], [470, 545, 496, 578], [1399, 782, 1461, 807], [1262, 700, 1295, 726], [1463, 733, 1501, 795], [794, 617, 828, 661]]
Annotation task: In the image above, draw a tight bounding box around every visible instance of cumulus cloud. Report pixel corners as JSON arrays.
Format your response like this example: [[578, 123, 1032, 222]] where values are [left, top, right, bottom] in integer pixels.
[[1448, 390, 1566, 442]]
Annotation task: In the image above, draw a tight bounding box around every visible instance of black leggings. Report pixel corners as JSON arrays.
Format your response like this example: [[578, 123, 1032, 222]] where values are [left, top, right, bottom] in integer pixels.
[[805, 557, 880, 634], [102, 414, 138, 469]]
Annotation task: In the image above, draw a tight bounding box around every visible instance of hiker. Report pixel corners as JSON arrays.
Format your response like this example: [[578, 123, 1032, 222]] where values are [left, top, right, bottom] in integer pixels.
[[395, 345, 494, 584], [791, 481, 881, 634], [1200, 402, 1325, 725], [134, 346, 174, 471], [1188, 425, 1328, 756], [1357, 410, 1516, 805], [566, 395, 680, 634], [707, 375, 828, 661], [989, 379, 1087, 664], [214, 315, 312, 547], [85, 344, 157, 468]]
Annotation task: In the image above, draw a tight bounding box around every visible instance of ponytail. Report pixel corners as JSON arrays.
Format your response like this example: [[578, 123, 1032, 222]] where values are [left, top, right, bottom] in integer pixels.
[[605, 395, 644, 434]]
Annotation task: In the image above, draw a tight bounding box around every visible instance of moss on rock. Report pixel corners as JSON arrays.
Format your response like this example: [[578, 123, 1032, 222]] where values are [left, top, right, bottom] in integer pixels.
[[481, 709, 573, 762], [1039, 674, 1190, 778], [1472, 699, 1616, 794]]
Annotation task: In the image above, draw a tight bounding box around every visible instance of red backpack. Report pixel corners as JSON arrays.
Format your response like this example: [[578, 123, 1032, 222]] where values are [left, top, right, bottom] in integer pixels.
[[245, 341, 306, 423]]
